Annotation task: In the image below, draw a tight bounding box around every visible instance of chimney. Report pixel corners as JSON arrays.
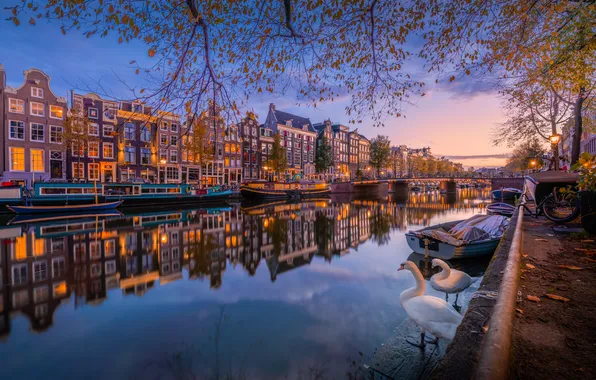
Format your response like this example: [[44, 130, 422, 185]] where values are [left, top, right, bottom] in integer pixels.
[[0, 64, 5, 89]]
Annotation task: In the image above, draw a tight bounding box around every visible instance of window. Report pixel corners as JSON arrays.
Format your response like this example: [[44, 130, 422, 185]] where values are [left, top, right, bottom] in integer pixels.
[[171, 123, 178, 132], [72, 162, 84, 178], [33, 262, 48, 282], [160, 134, 168, 145], [104, 240, 116, 257], [124, 146, 136, 164], [124, 123, 135, 140], [88, 163, 100, 180], [72, 142, 85, 157], [103, 142, 114, 159], [52, 257, 66, 278], [88, 107, 99, 119], [30, 123, 44, 142], [34, 286, 49, 303], [89, 241, 101, 260], [169, 150, 178, 163], [166, 166, 179, 180], [161, 122, 168, 131], [88, 141, 99, 158], [133, 103, 143, 113], [159, 149, 167, 162], [141, 124, 151, 142], [103, 124, 114, 136], [30, 102, 44, 117], [89, 123, 99, 136], [103, 103, 117, 123], [12, 264, 27, 285], [171, 136, 177, 146], [31, 87, 44, 98], [50, 105, 63, 119], [50, 151, 63, 161], [10, 147, 25, 171], [140, 148, 151, 165], [9, 98, 24, 114], [105, 260, 116, 275], [49, 125, 63, 143], [31, 149, 45, 172], [9, 120, 25, 140]]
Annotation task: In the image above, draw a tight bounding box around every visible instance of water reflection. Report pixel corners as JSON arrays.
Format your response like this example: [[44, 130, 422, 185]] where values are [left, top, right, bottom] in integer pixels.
[[0, 188, 491, 378]]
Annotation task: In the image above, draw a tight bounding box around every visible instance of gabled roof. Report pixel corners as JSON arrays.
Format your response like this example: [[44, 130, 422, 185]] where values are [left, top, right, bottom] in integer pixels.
[[273, 109, 315, 132]]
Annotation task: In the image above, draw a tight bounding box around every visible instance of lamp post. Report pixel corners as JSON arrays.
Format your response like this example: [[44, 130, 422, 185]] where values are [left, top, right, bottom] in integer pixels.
[[549, 133, 561, 171], [529, 159, 537, 174]]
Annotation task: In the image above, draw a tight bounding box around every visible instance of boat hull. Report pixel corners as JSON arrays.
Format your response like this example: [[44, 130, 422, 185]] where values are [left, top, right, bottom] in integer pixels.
[[7, 201, 123, 215], [240, 186, 330, 200], [405, 232, 501, 260]]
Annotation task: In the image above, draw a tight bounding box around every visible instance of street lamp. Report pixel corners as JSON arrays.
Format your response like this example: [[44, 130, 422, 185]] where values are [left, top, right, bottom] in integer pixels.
[[549, 133, 561, 170], [158, 158, 166, 183]]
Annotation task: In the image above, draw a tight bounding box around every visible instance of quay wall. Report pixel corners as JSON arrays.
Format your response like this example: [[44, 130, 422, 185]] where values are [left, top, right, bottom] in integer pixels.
[[330, 182, 354, 194], [431, 208, 522, 379]]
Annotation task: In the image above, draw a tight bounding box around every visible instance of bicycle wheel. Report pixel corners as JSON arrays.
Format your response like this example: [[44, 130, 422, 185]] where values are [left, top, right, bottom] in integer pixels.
[[543, 190, 580, 224]]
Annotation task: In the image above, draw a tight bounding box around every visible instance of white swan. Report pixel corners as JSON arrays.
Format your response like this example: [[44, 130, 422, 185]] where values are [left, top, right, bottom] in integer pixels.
[[398, 261, 463, 348], [430, 258, 473, 302]]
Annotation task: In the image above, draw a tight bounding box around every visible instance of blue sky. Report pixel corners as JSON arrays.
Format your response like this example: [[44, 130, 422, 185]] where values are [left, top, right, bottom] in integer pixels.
[[0, 19, 509, 167]]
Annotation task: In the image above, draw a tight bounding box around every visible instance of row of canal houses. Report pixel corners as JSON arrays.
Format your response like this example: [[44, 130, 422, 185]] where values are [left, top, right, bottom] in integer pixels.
[[0, 65, 372, 187], [0, 200, 375, 338]]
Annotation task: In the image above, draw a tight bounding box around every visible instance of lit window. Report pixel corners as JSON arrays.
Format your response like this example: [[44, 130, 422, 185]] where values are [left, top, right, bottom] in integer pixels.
[[31, 87, 44, 98], [103, 142, 114, 159], [9, 120, 25, 140], [72, 162, 84, 178], [88, 141, 99, 158], [30, 123, 45, 142], [50, 105, 63, 119], [10, 147, 25, 171], [88, 107, 98, 119], [160, 134, 168, 145], [71, 142, 85, 157], [53, 282, 67, 297], [159, 150, 167, 162], [9, 98, 24, 114], [31, 149, 45, 172], [89, 123, 99, 136], [33, 237, 46, 256], [104, 240, 116, 257], [50, 125, 63, 143], [30, 102, 45, 117], [161, 122, 168, 131], [88, 163, 100, 180]]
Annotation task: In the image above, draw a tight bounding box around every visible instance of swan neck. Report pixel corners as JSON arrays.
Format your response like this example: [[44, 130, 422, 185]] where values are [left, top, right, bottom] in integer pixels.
[[401, 266, 426, 303], [437, 261, 451, 280]]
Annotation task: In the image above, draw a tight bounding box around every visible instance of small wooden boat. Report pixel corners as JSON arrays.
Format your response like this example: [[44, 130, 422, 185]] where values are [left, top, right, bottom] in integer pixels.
[[7, 200, 122, 214], [405, 215, 508, 260], [486, 202, 516, 216], [240, 180, 330, 200], [491, 187, 522, 200]]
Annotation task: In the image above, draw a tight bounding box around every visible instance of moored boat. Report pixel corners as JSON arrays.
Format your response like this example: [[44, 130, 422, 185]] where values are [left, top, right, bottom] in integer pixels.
[[7, 200, 123, 214], [240, 180, 330, 200], [405, 215, 509, 260], [486, 202, 516, 216], [0, 182, 232, 212], [491, 187, 523, 201]]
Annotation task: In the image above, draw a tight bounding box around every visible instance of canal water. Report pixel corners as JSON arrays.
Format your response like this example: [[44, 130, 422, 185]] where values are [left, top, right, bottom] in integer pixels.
[[0, 189, 492, 379]]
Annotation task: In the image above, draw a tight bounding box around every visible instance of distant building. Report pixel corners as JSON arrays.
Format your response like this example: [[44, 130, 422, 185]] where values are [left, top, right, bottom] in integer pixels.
[[263, 103, 317, 178], [347, 129, 371, 179], [70, 92, 119, 182], [156, 110, 182, 183], [1, 67, 68, 187], [313, 120, 350, 180], [223, 123, 242, 184], [117, 100, 158, 182], [240, 113, 261, 181], [259, 123, 275, 180]]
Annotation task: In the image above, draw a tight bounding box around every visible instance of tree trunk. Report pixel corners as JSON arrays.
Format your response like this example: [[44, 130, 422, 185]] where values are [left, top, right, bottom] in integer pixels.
[[571, 89, 585, 165]]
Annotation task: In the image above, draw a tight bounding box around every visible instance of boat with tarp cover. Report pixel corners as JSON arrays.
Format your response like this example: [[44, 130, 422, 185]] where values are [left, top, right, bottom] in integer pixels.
[[405, 214, 509, 260]]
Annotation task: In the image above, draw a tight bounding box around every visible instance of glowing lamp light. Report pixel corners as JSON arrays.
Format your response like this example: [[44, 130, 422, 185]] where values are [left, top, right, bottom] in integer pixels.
[[160, 158, 167, 165], [549, 134, 561, 145], [530, 160, 536, 167], [161, 234, 168, 243]]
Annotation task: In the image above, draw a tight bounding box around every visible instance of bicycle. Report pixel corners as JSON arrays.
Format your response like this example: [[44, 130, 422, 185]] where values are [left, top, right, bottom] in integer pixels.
[[522, 185, 580, 224]]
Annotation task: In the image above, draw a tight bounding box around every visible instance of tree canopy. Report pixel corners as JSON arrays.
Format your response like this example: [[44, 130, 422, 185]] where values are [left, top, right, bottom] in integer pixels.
[[369, 135, 391, 177], [315, 135, 334, 174], [265, 133, 288, 178], [505, 138, 547, 172]]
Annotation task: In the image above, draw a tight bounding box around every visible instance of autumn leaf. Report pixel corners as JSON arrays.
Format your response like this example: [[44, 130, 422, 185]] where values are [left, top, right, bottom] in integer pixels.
[[580, 240, 594, 243], [527, 295, 541, 302], [449, 76, 455, 82], [526, 263, 535, 269], [534, 238, 547, 242], [559, 265, 583, 270], [545, 294, 569, 303], [516, 308, 524, 314], [12, 17, 20, 27], [148, 48, 156, 58]]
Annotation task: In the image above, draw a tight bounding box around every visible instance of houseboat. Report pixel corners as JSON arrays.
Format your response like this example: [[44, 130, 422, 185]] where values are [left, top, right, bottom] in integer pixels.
[[0, 182, 232, 213], [240, 180, 330, 200]]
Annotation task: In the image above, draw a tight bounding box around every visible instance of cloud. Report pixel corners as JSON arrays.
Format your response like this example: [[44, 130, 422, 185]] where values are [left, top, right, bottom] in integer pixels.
[[443, 153, 511, 160]]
